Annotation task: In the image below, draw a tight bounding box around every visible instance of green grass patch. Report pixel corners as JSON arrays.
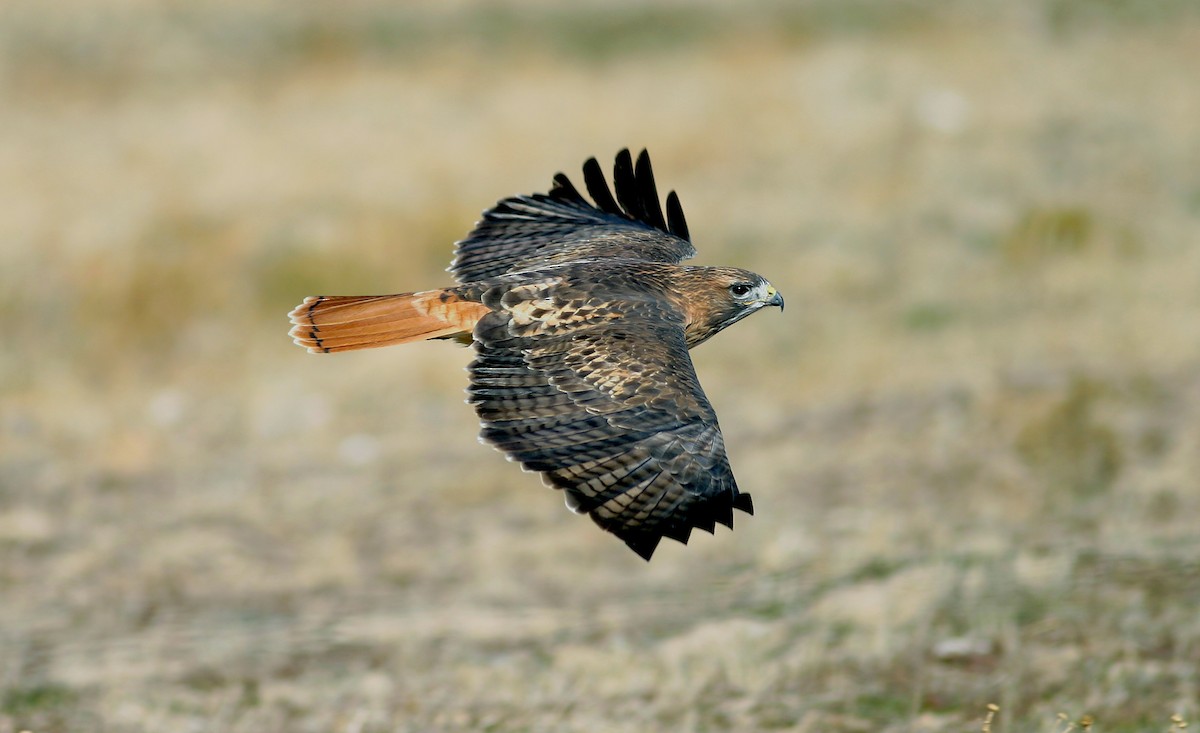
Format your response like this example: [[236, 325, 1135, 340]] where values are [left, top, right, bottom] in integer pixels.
[[903, 302, 957, 332], [2, 683, 76, 716], [1016, 377, 1122, 500]]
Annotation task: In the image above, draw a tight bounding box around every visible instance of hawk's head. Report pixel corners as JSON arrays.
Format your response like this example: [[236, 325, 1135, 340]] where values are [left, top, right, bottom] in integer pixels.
[[681, 267, 784, 347]]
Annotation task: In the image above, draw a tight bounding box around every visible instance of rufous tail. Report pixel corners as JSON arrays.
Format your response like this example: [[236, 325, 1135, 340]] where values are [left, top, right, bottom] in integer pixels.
[[288, 290, 490, 353]]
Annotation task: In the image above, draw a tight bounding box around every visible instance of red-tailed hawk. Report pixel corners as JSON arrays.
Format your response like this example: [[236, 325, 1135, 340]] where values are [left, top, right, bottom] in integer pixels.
[[289, 150, 783, 560]]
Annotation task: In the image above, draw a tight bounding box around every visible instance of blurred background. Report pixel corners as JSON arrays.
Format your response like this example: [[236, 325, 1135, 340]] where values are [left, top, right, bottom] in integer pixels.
[[2, 1, 1199, 730]]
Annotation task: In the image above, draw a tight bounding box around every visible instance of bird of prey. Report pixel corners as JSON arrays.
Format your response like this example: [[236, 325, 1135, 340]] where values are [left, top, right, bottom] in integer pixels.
[[289, 149, 783, 560]]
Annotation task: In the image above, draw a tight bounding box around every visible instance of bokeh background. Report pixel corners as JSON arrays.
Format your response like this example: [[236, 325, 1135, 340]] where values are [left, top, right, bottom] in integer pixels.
[[3, 1, 1200, 731]]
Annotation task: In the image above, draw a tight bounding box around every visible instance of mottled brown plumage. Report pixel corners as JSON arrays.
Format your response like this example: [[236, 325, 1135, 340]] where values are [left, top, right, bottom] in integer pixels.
[[289, 149, 782, 560]]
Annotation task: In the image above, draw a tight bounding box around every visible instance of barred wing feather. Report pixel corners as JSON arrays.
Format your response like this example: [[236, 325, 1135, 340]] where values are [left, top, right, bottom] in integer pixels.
[[449, 149, 695, 284], [466, 287, 752, 560]]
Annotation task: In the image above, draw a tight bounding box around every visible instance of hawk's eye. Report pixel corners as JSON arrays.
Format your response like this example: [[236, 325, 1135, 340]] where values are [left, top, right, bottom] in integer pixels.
[[730, 283, 752, 298]]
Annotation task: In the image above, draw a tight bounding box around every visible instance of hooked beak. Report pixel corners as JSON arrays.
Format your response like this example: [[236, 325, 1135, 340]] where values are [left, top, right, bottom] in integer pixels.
[[764, 285, 784, 312]]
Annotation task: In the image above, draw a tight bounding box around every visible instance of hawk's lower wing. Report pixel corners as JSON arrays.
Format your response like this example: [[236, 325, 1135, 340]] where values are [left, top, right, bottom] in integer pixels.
[[449, 149, 696, 284], [467, 287, 752, 560]]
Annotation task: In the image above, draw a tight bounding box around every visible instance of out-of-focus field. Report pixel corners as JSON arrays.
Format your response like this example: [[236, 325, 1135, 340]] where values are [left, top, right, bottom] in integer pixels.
[[2, 1, 1200, 731]]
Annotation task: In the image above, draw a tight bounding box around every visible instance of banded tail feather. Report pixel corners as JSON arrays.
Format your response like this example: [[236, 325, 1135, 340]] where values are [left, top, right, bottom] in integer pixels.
[[289, 290, 489, 353]]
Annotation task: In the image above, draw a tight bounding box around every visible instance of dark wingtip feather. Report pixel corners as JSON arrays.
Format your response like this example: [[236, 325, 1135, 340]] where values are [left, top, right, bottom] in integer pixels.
[[692, 500, 718, 534], [582, 150, 690, 242], [634, 149, 667, 231], [612, 148, 644, 222], [583, 156, 621, 215], [665, 190, 690, 242], [550, 172, 584, 202], [733, 492, 754, 515], [626, 535, 661, 561], [663, 522, 694, 544], [715, 502, 735, 529]]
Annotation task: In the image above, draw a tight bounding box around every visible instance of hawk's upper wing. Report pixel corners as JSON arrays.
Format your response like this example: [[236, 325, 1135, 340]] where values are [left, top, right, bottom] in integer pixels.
[[467, 279, 753, 560], [449, 149, 696, 284]]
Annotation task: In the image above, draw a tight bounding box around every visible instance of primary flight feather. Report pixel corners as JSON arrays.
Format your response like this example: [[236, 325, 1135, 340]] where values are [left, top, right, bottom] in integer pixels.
[[289, 149, 783, 560]]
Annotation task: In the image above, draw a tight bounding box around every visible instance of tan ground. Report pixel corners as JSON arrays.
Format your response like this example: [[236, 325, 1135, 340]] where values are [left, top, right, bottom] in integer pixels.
[[2, 2, 1200, 731]]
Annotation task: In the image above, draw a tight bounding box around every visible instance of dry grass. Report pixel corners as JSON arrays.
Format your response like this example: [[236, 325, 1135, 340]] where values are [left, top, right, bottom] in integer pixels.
[[2, 1, 1200, 731]]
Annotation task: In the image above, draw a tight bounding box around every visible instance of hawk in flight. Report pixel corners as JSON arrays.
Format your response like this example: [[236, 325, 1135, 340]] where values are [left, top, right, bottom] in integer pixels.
[[289, 150, 783, 559]]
